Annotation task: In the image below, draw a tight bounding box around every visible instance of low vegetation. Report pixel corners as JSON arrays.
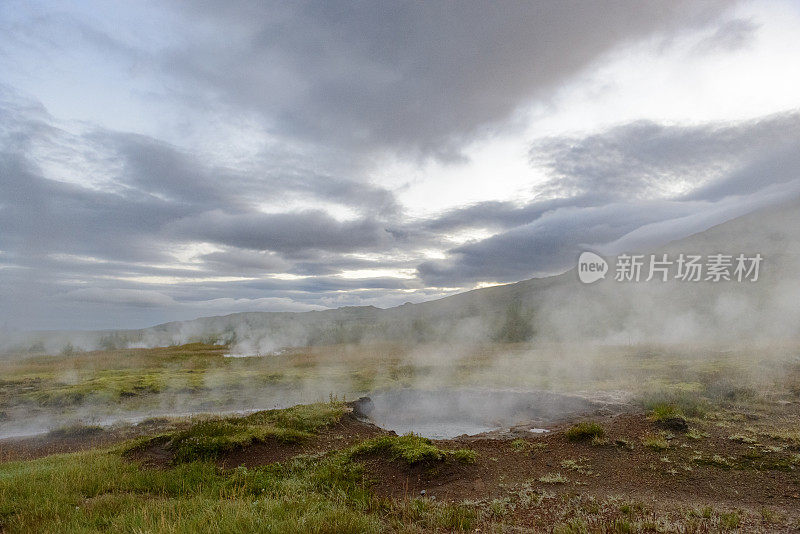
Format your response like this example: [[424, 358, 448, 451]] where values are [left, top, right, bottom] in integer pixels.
[[537, 472, 568, 484], [565, 422, 605, 442], [641, 435, 670, 451], [2, 343, 800, 531], [510, 438, 530, 452], [351, 434, 476, 465], [129, 402, 347, 463]]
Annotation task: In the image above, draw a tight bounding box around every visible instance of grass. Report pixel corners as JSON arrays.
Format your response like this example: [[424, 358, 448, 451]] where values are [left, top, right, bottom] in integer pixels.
[[510, 438, 529, 452], [614, 438, 634, 450], [350, 434, 476, 465], [0, 411, 482, 533], [565, 422, 605, 442], [762, 428, 800, 444], [1, 341, 794, 443], [641, 435, 670, 451], [686, 428, 709, 440], [0, 447, 382, 533], [720, 511, 740, 529], [450, 449, 478, 464], [389, 498, 478, 531], [0, 426, 785, 532], [537, 472, 568, 484], [2, 342, 800, 531], [560, 458, 593, 475], [553, 518, 588, 534], [640, 390, 707, 418], [728, 433, 757, 444], [138, 402, 347, 463], [509, 438, 547, 453], [694, 454, 734, 468], [648, 403, 685, 422], [690, 449, 798, 472]]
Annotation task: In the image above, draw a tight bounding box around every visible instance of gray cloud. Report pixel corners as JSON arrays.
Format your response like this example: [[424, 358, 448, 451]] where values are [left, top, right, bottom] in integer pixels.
[[0, 90, 421, 328], [162, 0, 734, 159], [6, 1, 800, 332], [691, 17, 759, 53], [63, 288, 178, 308], [531, 113, 800, 201], [4, 91, 800, 327], [0, 152, 185, 263], [167, 209, 392, 254], [419, 113, 800, 285], [200, 249, 290, 275]]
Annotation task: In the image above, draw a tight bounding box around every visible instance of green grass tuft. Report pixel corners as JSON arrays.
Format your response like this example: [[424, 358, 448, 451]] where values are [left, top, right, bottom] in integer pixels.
[[641, 390, 707, 418], [350, 434, 476, 466], [642, 435, 670, 451], [168, 420, 310, 463], [648, 403, 684, 421], [565, 422, 605, 442], [131, 401, 347, 463], [450, 449, 478, 464]]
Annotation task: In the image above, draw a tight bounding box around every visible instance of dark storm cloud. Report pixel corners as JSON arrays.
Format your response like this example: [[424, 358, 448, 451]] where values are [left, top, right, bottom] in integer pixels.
[[419, 112, 800, 285], [165, 0, 734, 158]]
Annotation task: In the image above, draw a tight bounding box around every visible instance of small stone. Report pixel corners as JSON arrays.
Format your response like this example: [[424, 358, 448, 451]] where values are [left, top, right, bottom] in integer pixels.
[[419, 489, 426, 496]]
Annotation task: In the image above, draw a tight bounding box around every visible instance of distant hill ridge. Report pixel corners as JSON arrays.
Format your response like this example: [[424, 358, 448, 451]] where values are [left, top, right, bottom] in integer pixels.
[[5, 197, 800, 353]]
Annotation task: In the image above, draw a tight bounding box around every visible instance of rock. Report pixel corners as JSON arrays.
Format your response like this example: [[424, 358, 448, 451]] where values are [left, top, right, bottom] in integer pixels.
[[350, 396, 374, 418], [656, 416, 688, 432]]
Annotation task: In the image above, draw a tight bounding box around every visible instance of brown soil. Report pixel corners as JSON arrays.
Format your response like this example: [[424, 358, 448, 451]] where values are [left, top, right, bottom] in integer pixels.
[[359, 453, 475, 500], [0, 418, 188, 462], [346, 411, 799, 516], [0, 433, 120, 462], [417, 413, 798, 507]]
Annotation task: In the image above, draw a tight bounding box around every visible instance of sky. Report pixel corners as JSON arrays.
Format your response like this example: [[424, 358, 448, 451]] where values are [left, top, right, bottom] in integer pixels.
[[1, 0, 800, 330]]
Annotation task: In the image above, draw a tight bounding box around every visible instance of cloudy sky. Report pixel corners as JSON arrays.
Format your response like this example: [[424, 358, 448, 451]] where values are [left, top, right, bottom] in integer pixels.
[[1, 0, 799, 330]]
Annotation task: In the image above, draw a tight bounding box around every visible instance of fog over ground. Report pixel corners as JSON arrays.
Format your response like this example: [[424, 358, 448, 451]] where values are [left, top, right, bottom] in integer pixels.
[[1, 0, 799, 333]]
